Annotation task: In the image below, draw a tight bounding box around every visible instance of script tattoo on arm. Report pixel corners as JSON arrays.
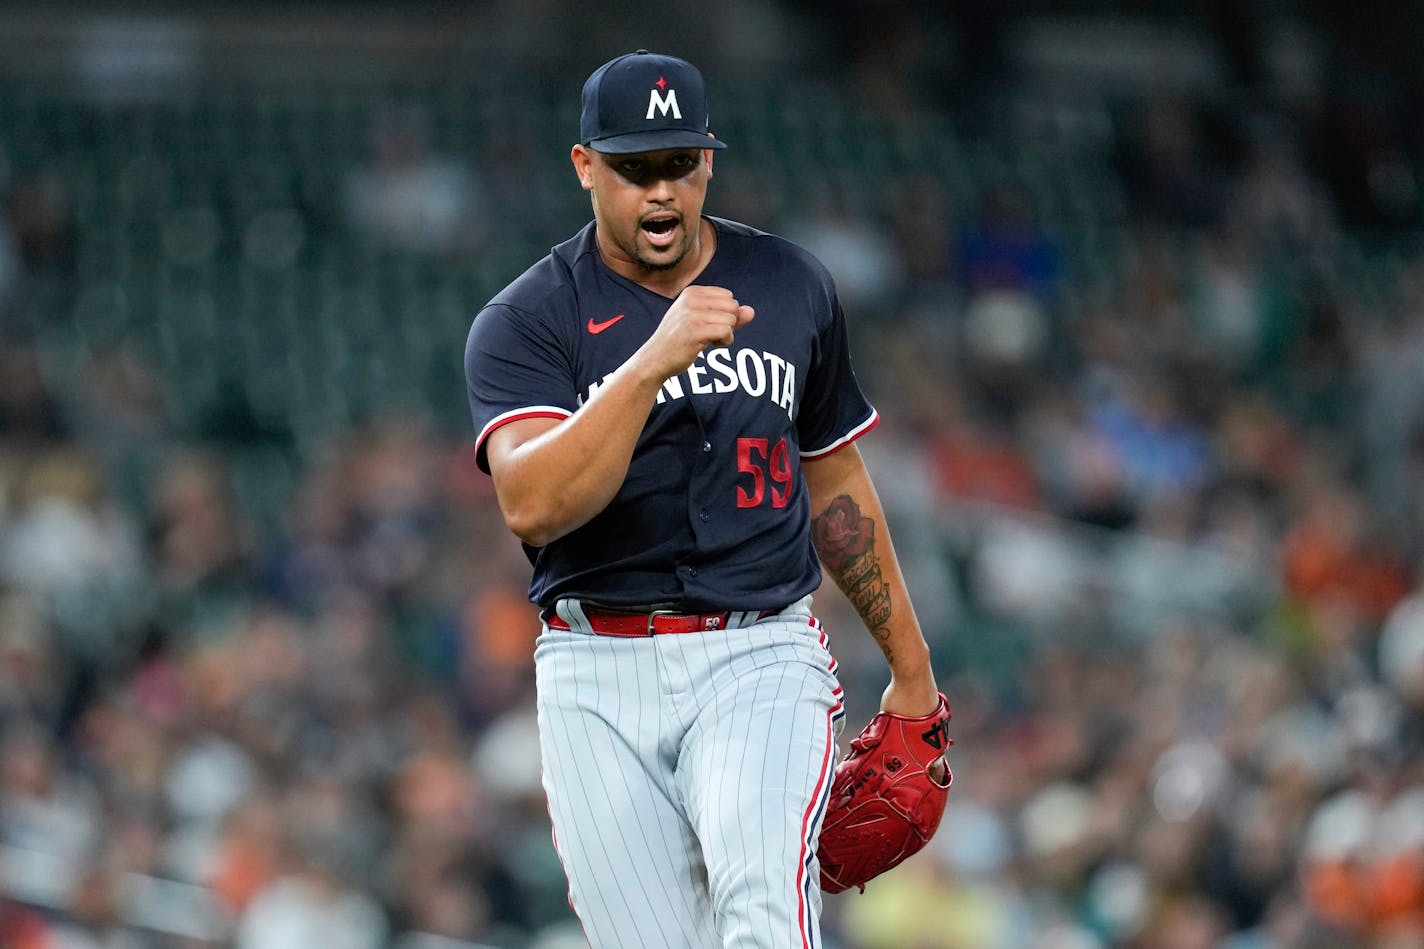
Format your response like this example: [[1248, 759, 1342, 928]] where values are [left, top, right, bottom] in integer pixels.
[[811, 495, 895, 663]]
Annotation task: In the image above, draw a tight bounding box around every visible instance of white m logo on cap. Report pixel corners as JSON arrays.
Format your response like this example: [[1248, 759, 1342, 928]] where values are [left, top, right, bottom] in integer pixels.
[[647, 88, 681, 120]]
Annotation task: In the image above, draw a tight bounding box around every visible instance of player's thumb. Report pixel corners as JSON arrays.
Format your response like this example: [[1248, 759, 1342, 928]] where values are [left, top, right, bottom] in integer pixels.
[[736, 305, 755, 326]]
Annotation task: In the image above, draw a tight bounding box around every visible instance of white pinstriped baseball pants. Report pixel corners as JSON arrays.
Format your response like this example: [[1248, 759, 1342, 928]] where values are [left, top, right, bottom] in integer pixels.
[[534, 595, 846, 949]]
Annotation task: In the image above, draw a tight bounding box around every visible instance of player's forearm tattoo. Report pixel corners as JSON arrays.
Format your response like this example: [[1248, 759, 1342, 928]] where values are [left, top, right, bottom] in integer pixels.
[[812, 495, 894, 661]]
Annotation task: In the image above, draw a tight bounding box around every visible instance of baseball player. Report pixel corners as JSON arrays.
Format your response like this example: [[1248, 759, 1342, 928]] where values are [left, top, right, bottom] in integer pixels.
[[464, 50, 948, 948]]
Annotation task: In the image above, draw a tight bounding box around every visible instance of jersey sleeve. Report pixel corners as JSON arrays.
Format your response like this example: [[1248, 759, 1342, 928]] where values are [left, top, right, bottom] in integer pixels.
[[796, 292, 878, 458], [465, 302, 577, 473]]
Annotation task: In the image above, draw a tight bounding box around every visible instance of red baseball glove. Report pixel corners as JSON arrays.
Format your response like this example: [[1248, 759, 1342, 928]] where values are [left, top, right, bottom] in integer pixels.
[[817, 693, 953, 893]]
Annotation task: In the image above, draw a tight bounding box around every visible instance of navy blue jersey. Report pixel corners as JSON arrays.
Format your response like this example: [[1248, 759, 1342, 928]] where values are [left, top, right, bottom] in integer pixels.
[[464, 216, 877, 611]]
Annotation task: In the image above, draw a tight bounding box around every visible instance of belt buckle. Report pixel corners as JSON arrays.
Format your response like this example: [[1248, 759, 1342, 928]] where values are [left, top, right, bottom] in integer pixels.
[[645, 609, 679, 636]]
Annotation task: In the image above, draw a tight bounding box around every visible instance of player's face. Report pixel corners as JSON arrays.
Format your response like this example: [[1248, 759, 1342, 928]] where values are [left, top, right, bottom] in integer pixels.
[[575, 146, 713, 275]]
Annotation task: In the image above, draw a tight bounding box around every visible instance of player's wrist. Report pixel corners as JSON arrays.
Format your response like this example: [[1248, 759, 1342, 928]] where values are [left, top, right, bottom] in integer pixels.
[[622, 346, 680, 393], [880, 668, 940, 718], [884, 638, 934, 682]]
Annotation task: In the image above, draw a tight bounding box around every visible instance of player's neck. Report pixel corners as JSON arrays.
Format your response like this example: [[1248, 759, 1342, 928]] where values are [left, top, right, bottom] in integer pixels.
[[601, 217, 716, 299]]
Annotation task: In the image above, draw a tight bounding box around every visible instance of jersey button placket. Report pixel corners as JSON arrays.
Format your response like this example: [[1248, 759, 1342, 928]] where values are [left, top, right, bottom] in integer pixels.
[[687, 434, 710, 587], [691, 437, 713, 532]]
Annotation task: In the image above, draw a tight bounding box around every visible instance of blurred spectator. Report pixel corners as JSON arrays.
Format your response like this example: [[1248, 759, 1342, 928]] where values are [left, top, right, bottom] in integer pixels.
[[1232, 124, 1339, 257], [148, 451, 255, 639], [207, 792, 287, 916], [0, 342, 69, 443], [262, 443, 365, 610], [1184, 226, 1280, 378], [954, 185, 1060, 419], [392, 869, 494, 948], [1357, 268, 1424, 526], [343, 417, 444, 605], [1088, 369, 1212, 511], [235, 831, 388, 949], [0, 449, 144, 599], [1301, 777, 1424, 942], [1278, 473, 1411, 635], [926, 384, 1043, 511], [7, 170, 76, 274], [0, 449, 149, 718], [0, 595, 64, 728], [1021, 381, 1136, 529], [836, 848, 1038, 948], [1116, 98, 1229, 229], [958, 185, 1061, 303], [0, 720, 102, 908], [344, 106, 485, 258], [47, 862, 147, 949], [162, 726, 261, 875], [784, 189, 905, 320], [1380, 585, 1424, 714]]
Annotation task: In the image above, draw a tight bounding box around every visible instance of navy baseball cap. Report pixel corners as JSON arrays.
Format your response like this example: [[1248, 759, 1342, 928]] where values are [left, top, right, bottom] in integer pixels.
[[580, 50, 728, 154]]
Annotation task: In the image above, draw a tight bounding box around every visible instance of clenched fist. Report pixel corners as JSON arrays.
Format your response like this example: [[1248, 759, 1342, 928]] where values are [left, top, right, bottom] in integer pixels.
[[637, 285, 755, 382]]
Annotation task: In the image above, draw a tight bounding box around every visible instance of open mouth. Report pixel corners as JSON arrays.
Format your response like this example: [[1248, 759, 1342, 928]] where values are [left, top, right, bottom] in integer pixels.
[[641, 215, 680, 243]]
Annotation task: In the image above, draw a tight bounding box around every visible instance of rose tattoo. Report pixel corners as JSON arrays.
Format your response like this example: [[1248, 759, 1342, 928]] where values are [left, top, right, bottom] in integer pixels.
[[812, 496, 876, 570], [812, 495, 894, 658]]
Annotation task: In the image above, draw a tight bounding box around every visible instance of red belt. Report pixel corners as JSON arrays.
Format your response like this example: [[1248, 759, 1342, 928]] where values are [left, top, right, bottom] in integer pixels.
[[543, 606, 775, 637]]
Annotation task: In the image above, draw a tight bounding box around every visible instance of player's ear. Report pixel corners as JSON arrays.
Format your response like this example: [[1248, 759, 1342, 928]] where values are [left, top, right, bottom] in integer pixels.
[[704, 147, 714, 178], [571, 145, 595, 191]]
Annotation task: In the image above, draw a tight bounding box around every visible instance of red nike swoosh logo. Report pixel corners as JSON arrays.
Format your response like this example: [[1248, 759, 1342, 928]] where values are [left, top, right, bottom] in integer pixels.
[[587, 314, 626, 334]]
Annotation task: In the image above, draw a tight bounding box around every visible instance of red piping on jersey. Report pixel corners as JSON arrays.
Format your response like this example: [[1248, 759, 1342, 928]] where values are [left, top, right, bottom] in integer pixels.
[[474, 407, 573, 466], [541, 774, 593, 947], [797, 705, 838, 949], [800, 409, 880, 459], [810, 615, 844, 698]]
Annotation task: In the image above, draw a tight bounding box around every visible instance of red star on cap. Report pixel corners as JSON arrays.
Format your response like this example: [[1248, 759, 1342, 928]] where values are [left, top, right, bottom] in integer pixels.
[[655, 75, 668, 90]]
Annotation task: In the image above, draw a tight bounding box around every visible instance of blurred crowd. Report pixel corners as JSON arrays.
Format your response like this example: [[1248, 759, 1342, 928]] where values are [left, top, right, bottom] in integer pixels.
[[3, 7, 1424, 949]]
